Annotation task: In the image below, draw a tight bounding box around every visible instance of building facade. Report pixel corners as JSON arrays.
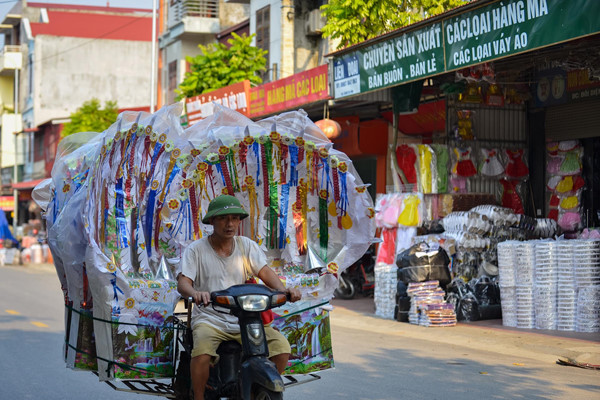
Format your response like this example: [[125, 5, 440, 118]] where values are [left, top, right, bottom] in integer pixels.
[[0, 1, 154, 227]]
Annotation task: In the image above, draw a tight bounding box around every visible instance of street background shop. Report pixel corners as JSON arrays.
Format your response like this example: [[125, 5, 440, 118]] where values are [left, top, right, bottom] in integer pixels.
[[327, 0, 600, 333]]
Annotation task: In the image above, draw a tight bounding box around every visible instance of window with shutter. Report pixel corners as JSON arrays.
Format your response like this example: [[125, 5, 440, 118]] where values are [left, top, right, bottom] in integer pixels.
[[256, 5, 270, 82]]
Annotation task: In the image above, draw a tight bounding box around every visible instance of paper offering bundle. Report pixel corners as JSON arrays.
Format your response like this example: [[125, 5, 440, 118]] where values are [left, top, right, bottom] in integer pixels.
[[35, 103, 375, 382]]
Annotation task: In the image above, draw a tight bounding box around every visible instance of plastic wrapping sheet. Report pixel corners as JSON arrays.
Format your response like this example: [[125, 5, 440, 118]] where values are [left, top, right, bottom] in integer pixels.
[[374, 264, 397, 320], [407, 281, 456, 326], [576, 285, 600, 333], [396, 243, 451, 289], [51, 185, 98, 371]]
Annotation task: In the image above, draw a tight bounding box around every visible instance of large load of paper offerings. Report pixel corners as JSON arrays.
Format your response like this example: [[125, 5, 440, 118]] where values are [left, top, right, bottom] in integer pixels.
[[33, 103, 375, 380]]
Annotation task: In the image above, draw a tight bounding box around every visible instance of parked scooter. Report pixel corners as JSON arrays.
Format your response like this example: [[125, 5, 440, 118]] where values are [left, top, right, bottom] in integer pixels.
[[177, 283, 290, 400], [334, 247, 375, 299]]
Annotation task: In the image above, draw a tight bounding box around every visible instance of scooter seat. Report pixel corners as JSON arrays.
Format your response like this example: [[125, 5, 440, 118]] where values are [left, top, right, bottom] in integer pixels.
[[217, 340, 242, 355]]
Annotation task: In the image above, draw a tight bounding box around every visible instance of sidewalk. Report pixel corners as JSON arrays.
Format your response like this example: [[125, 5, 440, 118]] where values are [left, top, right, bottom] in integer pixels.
[[330, 296, 600, 368]]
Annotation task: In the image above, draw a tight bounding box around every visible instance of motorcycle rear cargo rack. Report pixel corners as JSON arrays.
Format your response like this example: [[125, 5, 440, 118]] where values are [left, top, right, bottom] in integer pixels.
[[283, 373, 321, 388]]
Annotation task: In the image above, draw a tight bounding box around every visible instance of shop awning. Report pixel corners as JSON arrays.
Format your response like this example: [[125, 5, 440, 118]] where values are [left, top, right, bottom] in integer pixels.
[[12, 178, 46, 190]]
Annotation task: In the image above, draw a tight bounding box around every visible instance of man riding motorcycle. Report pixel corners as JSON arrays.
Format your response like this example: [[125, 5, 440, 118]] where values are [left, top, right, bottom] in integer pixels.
[[177, 195, 302, 399]]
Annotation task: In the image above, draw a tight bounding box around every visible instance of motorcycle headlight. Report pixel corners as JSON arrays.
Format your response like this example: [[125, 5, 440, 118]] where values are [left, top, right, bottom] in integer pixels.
[[238, 295, 269, 311]]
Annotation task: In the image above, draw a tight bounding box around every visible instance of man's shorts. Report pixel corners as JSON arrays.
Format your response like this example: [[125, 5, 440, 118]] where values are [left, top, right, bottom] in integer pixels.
[[191, 323, 291, 362]]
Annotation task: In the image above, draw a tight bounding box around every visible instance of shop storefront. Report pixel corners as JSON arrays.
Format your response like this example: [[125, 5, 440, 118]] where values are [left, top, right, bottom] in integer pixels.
[[328, 0, 600, 332]]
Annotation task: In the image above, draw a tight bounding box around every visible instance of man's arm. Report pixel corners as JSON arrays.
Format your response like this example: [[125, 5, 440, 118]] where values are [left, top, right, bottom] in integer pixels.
[[257, 266, 302, 302], [177, 274, 210, 306]]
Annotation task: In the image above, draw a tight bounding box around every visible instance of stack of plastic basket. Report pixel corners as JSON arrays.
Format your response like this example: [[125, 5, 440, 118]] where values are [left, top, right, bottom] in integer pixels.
[[574, 240, 600, 332], [374, 264, 397, 320], [556, 241, 577, 331], [515, 241, 536, 329], [497, 241, 517, 327], [533, 240, 558, 330]]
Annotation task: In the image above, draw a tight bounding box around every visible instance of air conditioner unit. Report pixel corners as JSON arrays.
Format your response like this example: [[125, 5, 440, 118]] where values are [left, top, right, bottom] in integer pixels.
[[306, 9, 325, 36]]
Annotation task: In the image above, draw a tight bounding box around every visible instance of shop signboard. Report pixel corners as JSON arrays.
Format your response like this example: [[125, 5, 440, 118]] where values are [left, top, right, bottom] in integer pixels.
[[333, 23, 445, 98], [185, 80, 251, 125], [534, 68, 600, 107], [249, 64, 330, 118], [0, 196, 13, 211], [332, 0, 600, 98]]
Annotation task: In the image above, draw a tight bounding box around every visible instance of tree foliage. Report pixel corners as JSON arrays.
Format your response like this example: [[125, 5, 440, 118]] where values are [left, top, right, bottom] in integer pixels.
[[321, 0, 466, 49], [176, 33, 267, 100], [61, 98, 118, 137]]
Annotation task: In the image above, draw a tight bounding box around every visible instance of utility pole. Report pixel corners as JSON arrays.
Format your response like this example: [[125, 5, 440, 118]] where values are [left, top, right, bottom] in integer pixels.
[[150, 0, 157, 113], [12, 68, 19, 233]]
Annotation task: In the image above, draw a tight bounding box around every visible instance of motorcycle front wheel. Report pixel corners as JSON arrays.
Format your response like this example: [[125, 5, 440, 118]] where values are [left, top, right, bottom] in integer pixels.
[[252, 387, 283, 400], [334, 274, 356, 299]]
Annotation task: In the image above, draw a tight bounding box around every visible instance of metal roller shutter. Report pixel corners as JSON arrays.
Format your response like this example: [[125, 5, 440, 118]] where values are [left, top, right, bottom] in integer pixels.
[[545, 99, 600, 140]]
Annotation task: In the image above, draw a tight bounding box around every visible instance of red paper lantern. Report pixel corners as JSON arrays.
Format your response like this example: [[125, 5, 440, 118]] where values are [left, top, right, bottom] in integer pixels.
[[315, 119, 341, 139]]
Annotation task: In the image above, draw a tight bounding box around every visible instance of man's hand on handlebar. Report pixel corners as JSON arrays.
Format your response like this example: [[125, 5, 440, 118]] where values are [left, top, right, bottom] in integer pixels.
[[192, 291, 211, 306], [286, 287, 302, 302]]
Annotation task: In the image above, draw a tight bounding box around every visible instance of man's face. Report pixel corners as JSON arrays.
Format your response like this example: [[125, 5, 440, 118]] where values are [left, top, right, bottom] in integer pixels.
[[211, 214, 241, 239]]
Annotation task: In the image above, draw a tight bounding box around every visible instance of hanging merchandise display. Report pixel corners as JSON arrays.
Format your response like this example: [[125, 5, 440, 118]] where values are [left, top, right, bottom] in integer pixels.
[[431, 144, 449, 193], [417, 145, 436, 194], [455, 110, 476, 140], [545, 140, 585, 232], [374, 192, 425, 318], [499, 179, 525, 215], [504, 149, 529, 179], [395, 144, 418, 185], [35, 104, 376, 381], [478, 148, 505, 178], [451, 146, 478, 178]]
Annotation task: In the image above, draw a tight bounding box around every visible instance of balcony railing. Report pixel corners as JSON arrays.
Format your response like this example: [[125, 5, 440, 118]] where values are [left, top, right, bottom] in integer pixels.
[[2, 45, 21, 54], [0, 44, 22, 72], [168, 0, 219, 28]]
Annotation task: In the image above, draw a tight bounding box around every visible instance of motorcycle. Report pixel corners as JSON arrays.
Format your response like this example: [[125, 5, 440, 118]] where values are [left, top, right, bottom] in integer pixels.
[[334, 248, 375, 299], [202, 284, 289, 400], [104, 283, 320, 399]]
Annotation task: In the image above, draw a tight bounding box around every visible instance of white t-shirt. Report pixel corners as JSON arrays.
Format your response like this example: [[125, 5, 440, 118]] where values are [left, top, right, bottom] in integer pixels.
[[180, 235, 266, 333]]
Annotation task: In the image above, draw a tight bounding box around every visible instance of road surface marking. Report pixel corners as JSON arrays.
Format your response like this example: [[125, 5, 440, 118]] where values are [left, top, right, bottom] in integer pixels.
[[31, 321, 49, 328], [5, 309, 20, 315]]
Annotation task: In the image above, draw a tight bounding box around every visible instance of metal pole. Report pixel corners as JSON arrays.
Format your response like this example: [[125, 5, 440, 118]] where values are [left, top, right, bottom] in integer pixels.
[[13, 68, 19, 233], [150, 0, 157, 113]]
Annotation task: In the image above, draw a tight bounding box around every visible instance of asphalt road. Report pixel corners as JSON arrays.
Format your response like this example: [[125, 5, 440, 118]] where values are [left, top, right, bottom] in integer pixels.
[[1, 264, 598, 400]]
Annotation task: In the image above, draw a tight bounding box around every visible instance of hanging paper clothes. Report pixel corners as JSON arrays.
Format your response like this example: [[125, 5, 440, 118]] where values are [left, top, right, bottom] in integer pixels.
[[500, 179, 524, 214], [376, 228, 397, 265], [451, 147, 477, 178], [560, 196, 579, 210], [556, 176, 574, 194], [450, 177, 468, 193], [546, 156, 563, 175], [558, 211, 581, 232], [432, 144, 449, 193], [505, 149, 529, 178], [397, 195, 421, 227], [395, 144, 418, 184], [479, 148, 504, 177], [560, 150, 582, 175], [417, 145, 435, 194]]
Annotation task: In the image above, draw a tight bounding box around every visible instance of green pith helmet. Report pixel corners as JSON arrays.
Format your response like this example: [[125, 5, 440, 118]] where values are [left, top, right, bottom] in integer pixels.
[[202, 195, 249, 224]]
